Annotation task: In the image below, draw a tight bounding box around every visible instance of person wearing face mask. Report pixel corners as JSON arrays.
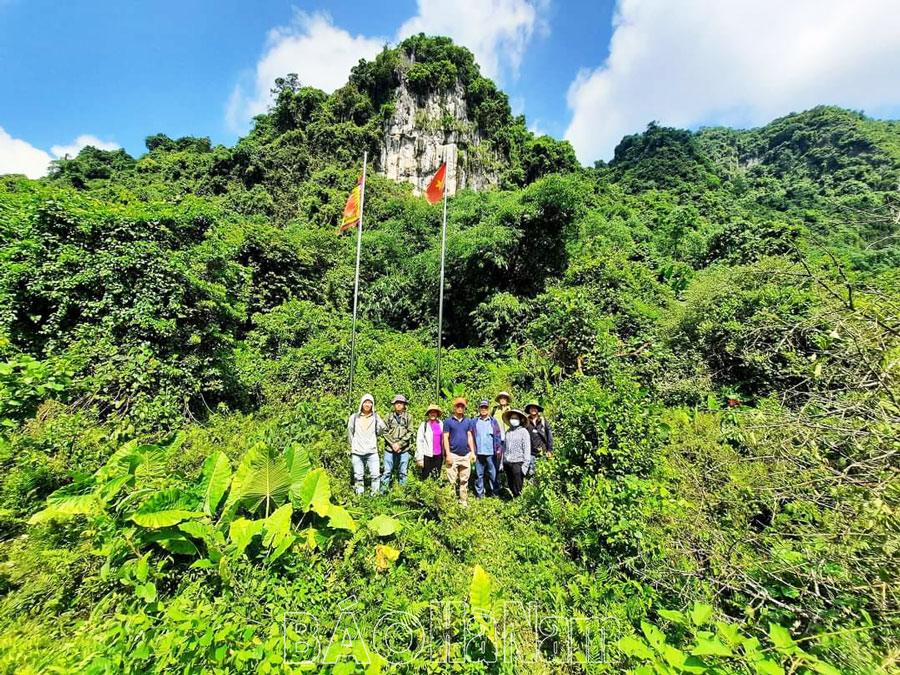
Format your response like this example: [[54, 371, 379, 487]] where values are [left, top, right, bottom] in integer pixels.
[[500, 409, 531, 498], [415, 404, 445, 480]]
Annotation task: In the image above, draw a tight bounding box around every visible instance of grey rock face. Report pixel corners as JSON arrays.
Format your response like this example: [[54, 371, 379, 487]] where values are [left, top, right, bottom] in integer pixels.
[[377, 80, 501, 196]]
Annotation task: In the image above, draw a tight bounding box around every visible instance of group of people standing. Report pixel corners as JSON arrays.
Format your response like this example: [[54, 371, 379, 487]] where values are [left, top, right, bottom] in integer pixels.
[[346, 391, 554, 506]]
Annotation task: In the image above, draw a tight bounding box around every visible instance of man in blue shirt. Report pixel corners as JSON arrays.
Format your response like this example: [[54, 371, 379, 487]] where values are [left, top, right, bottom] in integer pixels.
[[443, 396, 475, 507], [473, 399, 502, 498]]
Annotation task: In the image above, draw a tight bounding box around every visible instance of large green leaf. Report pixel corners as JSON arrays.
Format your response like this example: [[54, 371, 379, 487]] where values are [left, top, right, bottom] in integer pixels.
[[199, 452, 231, 515], [618, 635, 653, 660], [470, 564, 492, 612], [326, 505, 357, 532], [94, 440, 141, 481], [156, 533, 199, 556], [367, 514, 401, 537], [691, 637, 732, 657], [225, 442, 291, 518], [131, 488, 203, 528], [810, 660, 840, 675], [469, 564, 496, 646], [28, 481, 101, 523], [640, 621, 666, 653], [690, 602, 714, 626], [662, 644, 687, 669], [262, 503, 293, 549], [229, 517, 265, 557], [756, 659, 785, 675], [768, 623, 796, 653], [295, 468, 331, 516], [285, 442, 311, 500], [179, 520, 226, 562], [658, 609, 687, 625]]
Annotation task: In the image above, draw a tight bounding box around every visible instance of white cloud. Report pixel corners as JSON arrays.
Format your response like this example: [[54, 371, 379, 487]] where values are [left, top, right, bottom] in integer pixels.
[[397, 0, 545, 81], [564, 0, 900, 164], [0, 126, 52, 178], [528, 120, 546, 137], [227, 1, 548, 134], [50, 134, 120, 160], [226, 11, 385, 134], [0, 128, 120, 178]]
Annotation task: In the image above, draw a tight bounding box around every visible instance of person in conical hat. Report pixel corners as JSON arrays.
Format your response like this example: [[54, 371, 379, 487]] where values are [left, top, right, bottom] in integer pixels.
[[415, 404, 444, 480], [524, 401, 553, 479], [500, 409, 530, 498], [491, 391, 513, 439]]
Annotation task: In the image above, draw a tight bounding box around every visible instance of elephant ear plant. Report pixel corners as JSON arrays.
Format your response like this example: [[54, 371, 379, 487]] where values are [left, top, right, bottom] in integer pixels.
[[28, 436, 381, 572]]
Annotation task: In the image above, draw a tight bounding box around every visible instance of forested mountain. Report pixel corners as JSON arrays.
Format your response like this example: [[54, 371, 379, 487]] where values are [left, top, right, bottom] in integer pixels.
[[0, 35, 898, 674]]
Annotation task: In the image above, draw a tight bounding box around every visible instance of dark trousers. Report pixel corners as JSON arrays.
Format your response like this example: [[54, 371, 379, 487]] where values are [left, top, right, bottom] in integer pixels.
[[506, 462, 524, 497], [422, 454, 443, 480]]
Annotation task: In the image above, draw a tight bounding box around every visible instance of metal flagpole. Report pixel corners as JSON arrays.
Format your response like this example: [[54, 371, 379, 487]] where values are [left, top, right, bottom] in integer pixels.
[[436, 152, 448, 399], [348, 151, 367, 406]]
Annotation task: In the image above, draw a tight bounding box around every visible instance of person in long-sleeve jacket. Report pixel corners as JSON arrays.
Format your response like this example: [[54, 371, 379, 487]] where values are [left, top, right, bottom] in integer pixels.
[[472, 399, 503, 497], [347, 393, 386, 495], [501, 409, 531, 498], [415, 404, 445, 480], [381, 394, 413, 492], [525, 401, 553, 478]]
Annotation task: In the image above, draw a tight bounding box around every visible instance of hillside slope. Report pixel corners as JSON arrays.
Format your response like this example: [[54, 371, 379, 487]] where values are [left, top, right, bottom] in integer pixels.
[[0, 35, 898, 675]]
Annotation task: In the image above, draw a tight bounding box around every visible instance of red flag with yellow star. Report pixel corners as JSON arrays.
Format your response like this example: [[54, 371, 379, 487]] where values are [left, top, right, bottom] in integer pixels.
[[338, 176, 362, 232], [424, 162, 446, 205]]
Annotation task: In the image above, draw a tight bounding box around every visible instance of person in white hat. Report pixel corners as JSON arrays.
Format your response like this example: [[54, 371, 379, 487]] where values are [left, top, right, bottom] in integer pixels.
[[415, 404, 445, 479], [501, 409, 531, 498]]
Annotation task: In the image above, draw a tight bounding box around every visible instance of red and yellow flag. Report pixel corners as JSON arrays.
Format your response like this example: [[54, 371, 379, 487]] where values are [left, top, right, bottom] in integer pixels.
[[424, 162, 446, 205], [338, 176, 363, 232]]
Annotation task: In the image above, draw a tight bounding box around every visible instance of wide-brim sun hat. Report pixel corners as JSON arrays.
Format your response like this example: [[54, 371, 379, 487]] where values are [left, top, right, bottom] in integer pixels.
[[425, 404, 443, 416], [524, 401, 544, 413], [392, 394, 408, 404], [452, 397, 467, 407], [502, 409, 530, 427], [495, 391, 512, 403]]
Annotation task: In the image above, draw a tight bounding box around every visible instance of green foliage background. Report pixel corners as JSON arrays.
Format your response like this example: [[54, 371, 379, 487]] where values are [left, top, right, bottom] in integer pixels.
[[0, 35, 898, 674]]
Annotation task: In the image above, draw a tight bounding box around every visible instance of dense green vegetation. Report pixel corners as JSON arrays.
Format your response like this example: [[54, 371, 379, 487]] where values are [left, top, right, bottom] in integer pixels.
[[0, 35, 898, 674]]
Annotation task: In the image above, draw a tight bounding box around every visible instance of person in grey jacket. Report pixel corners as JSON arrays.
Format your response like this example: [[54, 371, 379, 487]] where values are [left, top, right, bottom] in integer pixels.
[[501, 408, 531, 498], [347, 393, 386, 495]]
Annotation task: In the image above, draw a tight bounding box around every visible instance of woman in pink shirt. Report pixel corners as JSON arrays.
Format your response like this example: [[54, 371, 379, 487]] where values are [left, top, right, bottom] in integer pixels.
[[415, 404, 445, 480]]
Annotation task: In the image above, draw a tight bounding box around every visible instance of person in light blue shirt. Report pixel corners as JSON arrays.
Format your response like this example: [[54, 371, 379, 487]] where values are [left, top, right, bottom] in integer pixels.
[[472, 399, 502, 497]]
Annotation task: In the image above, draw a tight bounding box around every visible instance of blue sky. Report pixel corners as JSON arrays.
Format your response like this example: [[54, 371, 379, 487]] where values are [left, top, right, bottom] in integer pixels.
[[2, 0, 899, 177]]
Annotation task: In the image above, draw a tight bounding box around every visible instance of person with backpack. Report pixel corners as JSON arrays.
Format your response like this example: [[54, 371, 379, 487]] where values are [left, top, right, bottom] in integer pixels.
[[501, 409, 531, 498], [525, 401, 553, 478], [347, 393, 386, 495], [415, 404, 444, 480], [443, 397, 475, 507], [491, 391, 513, 441], [381, 394, 413, 493], [473, 399, 503, 497]]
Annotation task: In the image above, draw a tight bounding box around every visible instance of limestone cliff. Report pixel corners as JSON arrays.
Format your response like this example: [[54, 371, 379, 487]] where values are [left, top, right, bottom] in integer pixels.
[[376, 79, 503, 197]]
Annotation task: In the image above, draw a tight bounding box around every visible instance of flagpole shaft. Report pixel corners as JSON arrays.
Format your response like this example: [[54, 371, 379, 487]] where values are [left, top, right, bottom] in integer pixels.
[[349, 151, 367, 406], [436, 159, 448, 399]]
